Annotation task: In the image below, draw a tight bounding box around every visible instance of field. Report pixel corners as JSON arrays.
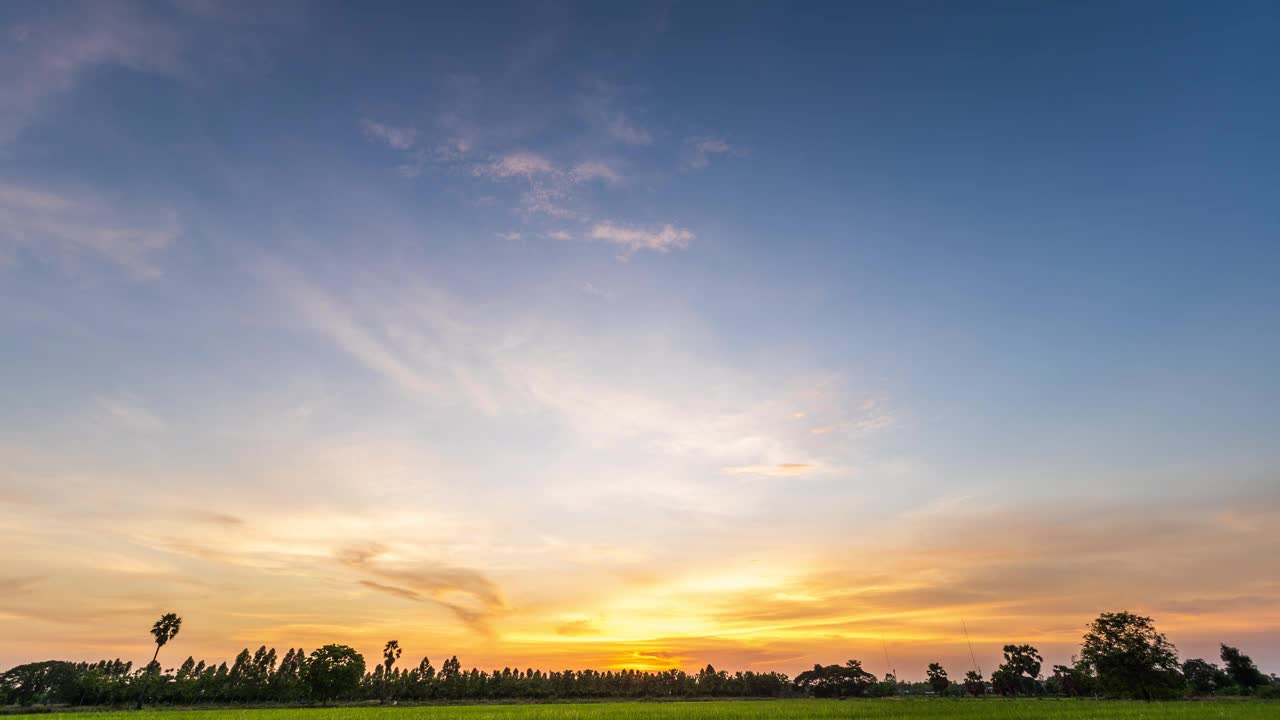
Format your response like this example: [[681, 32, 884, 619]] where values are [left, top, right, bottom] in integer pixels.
[[25, 700, 1278, 720]]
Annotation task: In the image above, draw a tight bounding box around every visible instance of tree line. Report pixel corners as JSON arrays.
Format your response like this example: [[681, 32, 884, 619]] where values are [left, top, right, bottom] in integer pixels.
[[2, 611, 1275, 707]]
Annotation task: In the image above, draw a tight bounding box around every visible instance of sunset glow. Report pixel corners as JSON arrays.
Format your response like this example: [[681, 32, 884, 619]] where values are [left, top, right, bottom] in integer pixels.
[[2, 1, 1278, 680]]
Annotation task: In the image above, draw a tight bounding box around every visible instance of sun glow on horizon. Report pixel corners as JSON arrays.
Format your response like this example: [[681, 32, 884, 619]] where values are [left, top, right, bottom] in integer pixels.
[[2, 0, 1279, 682]]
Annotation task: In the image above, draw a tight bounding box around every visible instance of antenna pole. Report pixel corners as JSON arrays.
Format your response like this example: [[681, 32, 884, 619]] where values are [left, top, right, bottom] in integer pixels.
[[962, 619, 982, 676], [881, 635, 896, 685]]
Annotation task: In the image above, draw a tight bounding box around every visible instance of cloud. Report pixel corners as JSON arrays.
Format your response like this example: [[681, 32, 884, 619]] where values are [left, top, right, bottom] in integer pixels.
[[359, 118, 478, 178], [474, 151, 555, 179], [570, 160, 622, 184], [470, 154, 625, 218], [185, 510, 245, 528], [547, 230, 574, 241], [96, 394, 167, 433], [581, 281, 612, 300], [589, 222, 694, 254], [360, 119, 417, 150], [519, 186, 581, 220], [471, 152, 584, 217], [341, 543, 507, 636], [687, 137, 740, 169], [722, 463, 818, 477], [608, 113, 653, 146], [496, 231, 523, 241], [557, 618, 604, 637], [810, 416, 893, 435], [0, 5, 186, 142], [261, 262, 865, 496], [260, 262, 445, 403], [0, 182, 179, 277]]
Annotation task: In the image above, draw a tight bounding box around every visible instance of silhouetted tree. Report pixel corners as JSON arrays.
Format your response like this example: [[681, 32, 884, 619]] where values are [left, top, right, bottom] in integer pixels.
[[1080, 611, 1181, 699], [926, 662, 949, 694], [148, 613, 183, 671], [1220, 644, 1268, 691], [793, 659, 876, 698], [304, 644, 365, 703], [962, 669, 985, 697], [1045, 661, 1096, 697], [1183, 658, 1228, 695], [11, 608, 1277, 707], [991, 644, 1042, 695], [136, 612, 181, 707], [0, 661, 78, 706], [380, 640, 402, 703]]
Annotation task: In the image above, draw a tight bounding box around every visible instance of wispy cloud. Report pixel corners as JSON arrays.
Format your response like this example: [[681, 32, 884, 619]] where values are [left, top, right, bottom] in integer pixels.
[[474, 151, 555, 179], [608, 113, 652, 146], [570, 160, 622, 184], [547, 230, 574, 241], [581, 281, 613, 300], [589, 222, 694, 255], [341, 543, 508, 636], [96, 394, 167, 433], [260, 261, 863, 492], [722, 463, 818, 478], [496, 231, 523, 241], [687, 137, 742, 169], [0, 5, 186, 142], [0, 182, 179, 277], [360, 118, 417, 150], [358, 117, 477, 178]]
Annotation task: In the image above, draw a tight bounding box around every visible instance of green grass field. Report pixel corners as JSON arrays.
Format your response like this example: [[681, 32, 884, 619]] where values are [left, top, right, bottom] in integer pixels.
[[26, 700, 1278, 720]]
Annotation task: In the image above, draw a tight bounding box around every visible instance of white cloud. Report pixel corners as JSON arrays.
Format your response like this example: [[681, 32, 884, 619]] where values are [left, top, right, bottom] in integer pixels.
[[360, 119, 416, 150], [361, 121, 473, 178], [0, 182, 179, 277], [263, 263, 869, 476], [546, 230, 574, 241], [810, 415, 893, 435], [434, 136, 472, 162], [580, 281, 612, 300], [0, 6, 186, 142], [473, 151, 555, 179], [589, 222, 693, 255], [608, 113, 652, 146], [570, 160, 622, 184], [722, 463, 819, 478], [496, 231, 522, 241], [687, 137, 739, 169], [260, 263, 447, 406]]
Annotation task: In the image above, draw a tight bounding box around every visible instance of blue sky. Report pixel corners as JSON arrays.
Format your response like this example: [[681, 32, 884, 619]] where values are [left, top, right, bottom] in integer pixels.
[[2, 1, 1279, 674]]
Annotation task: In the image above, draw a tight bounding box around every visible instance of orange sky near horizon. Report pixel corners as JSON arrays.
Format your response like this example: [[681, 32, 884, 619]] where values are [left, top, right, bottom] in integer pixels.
[[4, 472, 1277, 679], [3, 0, 1280, 685]]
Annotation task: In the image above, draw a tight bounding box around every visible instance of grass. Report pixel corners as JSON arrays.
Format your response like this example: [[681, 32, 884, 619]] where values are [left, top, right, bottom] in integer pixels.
[[22, 699, 1280, 720]]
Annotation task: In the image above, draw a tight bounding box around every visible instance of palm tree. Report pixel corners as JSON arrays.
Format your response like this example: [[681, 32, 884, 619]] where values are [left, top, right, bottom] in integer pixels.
[[136, 612, 182, 708], [381, 640, 402, 703], [149, 613, 183, 669]]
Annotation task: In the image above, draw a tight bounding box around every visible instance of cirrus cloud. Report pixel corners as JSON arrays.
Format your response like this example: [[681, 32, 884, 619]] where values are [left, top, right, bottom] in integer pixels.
[[589, 222, 694, 255]]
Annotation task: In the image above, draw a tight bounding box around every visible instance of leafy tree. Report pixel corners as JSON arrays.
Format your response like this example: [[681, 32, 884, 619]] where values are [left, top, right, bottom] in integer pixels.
[[1045, 661, 1096, 697], [304, 644, 366, 703], [1080, 611, 1182, 699], [793, 659, 876, 698], [962, 669, 985, 697], [991, 644, 1042, 695], [0, 661, 79, 706], [926, 662, 949, 694], [1182, 658, 1228, 695], [1220, 644, 1268, 691]]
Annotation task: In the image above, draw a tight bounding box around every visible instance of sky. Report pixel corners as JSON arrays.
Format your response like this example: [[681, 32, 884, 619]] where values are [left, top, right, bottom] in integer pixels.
[[1, 0, 1279, 679]]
